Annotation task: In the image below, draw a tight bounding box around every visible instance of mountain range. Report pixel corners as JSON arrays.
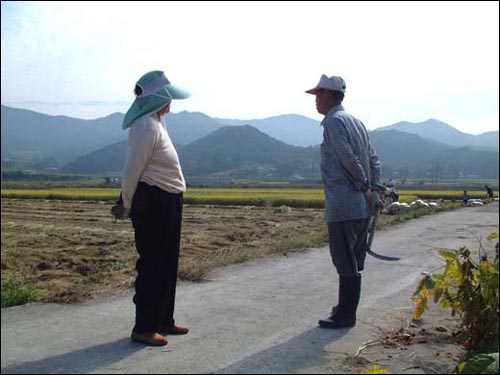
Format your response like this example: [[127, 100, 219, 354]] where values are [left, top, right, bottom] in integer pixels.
[[1, 105, 498, 180], [377, 119, 499, 151], [0, 105, 221, 168], [216, 114, 322, 146], [1, 105, 124, 168], [61, 126, 321, 179]]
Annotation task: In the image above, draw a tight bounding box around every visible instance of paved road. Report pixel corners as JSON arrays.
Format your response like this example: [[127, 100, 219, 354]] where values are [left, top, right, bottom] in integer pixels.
[[2, 203, 498, 374]]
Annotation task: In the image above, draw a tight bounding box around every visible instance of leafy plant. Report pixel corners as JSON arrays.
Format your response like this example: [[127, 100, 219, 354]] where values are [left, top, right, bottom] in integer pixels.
[[1, 279, 41, 308], [412, 232, 499, 352], [458, 353, 499, 374]]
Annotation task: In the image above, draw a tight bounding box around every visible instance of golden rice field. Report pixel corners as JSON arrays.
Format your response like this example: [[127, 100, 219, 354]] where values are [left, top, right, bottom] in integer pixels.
[[401, 190, 497, 200], [1, 188, 491, 208]]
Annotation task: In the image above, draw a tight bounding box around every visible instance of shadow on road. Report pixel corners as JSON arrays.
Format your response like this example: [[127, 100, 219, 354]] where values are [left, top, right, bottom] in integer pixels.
[[1, 337, 142, 374], [215, 326, 349, 373]]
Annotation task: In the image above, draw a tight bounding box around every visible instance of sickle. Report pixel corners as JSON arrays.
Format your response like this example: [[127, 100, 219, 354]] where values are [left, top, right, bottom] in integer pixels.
[[366, 206, 401, 261]]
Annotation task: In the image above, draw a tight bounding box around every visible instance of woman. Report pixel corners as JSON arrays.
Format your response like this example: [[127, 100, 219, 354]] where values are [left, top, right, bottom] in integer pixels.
[[117, 70, 190, 346]]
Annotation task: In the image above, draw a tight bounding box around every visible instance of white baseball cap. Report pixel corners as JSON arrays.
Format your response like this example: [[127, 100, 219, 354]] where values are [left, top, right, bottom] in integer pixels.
[[306, 74, 346, 94]]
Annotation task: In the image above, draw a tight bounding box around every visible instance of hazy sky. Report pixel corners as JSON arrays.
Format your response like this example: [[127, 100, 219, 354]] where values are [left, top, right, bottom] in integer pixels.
[[1, 1, 499, 134]]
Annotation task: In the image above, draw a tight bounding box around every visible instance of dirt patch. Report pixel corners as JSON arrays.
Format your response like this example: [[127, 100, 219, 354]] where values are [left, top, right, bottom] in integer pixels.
[[327, 303, 466, 374]]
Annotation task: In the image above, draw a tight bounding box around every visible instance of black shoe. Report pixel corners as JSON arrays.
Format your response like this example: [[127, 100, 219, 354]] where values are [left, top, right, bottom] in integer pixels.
[[318, 314, 356, 329]]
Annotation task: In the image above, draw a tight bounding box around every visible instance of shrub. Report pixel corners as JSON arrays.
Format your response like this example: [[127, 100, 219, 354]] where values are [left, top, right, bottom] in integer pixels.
[[412, 233, 499, 353], [1, 279, 41, 308]]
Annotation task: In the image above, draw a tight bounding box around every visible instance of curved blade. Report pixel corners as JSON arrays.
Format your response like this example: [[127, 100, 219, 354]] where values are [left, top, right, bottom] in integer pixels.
[[366, 206, 401, 261], [366, 247, 401, 261]]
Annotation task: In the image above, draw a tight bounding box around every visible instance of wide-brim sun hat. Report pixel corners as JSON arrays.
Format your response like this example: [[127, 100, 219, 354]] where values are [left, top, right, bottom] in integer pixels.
[[122, 70, 190, 129]]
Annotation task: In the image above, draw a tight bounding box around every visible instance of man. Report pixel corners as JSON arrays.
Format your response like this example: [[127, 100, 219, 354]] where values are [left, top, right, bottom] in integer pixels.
[[385, 179, 399, 203], [462, 190, 470, 205], [485, 185, 494, 199], [306, 74, 382, 328]]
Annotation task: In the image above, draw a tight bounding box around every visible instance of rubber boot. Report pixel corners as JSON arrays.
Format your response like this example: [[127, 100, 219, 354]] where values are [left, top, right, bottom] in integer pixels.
[[319, 275, 361, 328]]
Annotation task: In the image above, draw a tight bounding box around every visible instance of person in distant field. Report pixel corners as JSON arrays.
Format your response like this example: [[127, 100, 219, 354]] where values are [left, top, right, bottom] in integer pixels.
[[462, 190, 469, 205], [485, 185, 494, 199], [111, 70, 190, 346], [305, 74, 382, 329], [385, 179, 399, 203]]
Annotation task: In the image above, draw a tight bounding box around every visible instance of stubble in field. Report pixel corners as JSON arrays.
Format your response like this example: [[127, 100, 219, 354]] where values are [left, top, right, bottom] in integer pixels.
[[1, 199, 327, 304]]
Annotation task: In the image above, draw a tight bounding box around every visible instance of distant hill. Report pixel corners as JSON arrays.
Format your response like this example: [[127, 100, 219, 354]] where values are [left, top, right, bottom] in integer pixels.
[[436, 146, 499, 179], [163, 111, 221, 145], [218, 116, 499, 151], [63, 126, 498, 180], [370, 130, 499, 179], [178, 125, 318, 177], [370, 130, 452, 166], [63, 126, 320, 179], [215, 114, 322, 147], [472, 131, 500, 151], [0, 105, 220, 169], [376, 119, 499, 150], [3, 105, 498, 179], [1, 105, 125, 169], [61, 140, 127, 174]]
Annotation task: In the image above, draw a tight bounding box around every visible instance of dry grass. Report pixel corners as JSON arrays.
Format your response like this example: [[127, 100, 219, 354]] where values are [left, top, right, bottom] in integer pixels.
[[1, 199, 327, 304], [1, 198, 465, 306]]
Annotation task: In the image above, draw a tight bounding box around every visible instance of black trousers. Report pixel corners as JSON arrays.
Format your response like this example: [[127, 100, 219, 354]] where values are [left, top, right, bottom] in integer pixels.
[[327, 218, 370, 277], [130, 182, 183, 332]]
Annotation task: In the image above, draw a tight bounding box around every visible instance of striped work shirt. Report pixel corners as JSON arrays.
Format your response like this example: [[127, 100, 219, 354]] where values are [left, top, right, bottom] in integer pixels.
[[321, 105, 381, 222]]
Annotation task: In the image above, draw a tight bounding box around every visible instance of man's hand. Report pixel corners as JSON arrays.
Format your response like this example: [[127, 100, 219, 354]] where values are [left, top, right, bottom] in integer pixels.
[[364, 190, 384, 211]]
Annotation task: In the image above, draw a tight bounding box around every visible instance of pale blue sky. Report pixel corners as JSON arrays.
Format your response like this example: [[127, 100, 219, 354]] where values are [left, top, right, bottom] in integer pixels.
[[1, 1, 499, 134]]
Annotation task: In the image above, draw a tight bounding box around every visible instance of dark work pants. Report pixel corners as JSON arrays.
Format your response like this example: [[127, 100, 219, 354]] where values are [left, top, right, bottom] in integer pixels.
[[327, 218, 370, 277], [130, 182, 183, 333]]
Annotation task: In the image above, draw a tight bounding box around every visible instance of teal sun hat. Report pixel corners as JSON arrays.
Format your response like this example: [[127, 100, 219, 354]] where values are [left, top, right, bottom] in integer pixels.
[[122, 70, 190, 129]]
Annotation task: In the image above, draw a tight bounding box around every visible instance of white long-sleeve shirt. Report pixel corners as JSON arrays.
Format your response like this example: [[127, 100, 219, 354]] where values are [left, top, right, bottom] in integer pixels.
[[121, 114, 186, 208]]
